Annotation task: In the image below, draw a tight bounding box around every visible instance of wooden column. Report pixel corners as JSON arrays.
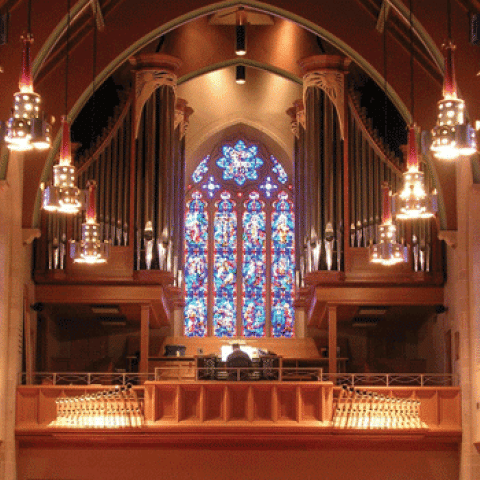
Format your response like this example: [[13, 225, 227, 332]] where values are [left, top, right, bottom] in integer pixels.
[[23, 289, 33, 385], [140, 305, 150, 375], [328, 305, 337, 376]]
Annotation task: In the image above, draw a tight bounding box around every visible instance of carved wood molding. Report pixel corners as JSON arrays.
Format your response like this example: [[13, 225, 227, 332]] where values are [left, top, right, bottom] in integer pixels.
[[286, 100, 306, 138], [130, 54, 182, 139], [438, 230, 458, 249], [286, 106, 298, 138], [23, 228, 41, 245], [299, 55, 351, 140], [175, 98, 194, 140]]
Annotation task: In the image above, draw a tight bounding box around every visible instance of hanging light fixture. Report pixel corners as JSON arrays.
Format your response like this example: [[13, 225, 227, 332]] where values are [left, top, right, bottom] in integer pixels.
[[235, 8, 246, 56], [393, 0, 437, 220], [70, 180, 109, 264], [5, 0, 51, 151], [42, 0, 81, 214], [370, 183, 408, 266], [431, 0, 476, 160], [370, 2, 406, 266], [70, 9, 108, 265], [393, 125, 438, 219], [236, 65, 246, 84]]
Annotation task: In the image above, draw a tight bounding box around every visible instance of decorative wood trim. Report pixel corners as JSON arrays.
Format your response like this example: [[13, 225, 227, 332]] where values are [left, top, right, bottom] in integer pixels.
[[299, 55, 351, 139], [286, 106, 298, 138], [15, 383, 461, 448], [175, 98, 194, 140], [129, 53, 182, 139], [328, 306, 337, 375], [22, 228, 41, 245], [311, 285, 443, 306], [438, 230, 457, 249], [35, 284, 167, 304], [140, 305, 150, 374]]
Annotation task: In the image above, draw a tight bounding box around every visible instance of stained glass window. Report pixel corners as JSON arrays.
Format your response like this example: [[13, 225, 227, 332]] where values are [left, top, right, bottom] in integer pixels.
[[259, 176, 278, 198], [202, 176, 220, 198], [271, 155, 288, 184], [192, 155, 209, 183], [185, 139, 294, 338], [213, 192, 237, 337], [242, 192, 267, 337], [217, 140, 263, 186], [271, 192, 295, 337], [184, 192, 208, 337]]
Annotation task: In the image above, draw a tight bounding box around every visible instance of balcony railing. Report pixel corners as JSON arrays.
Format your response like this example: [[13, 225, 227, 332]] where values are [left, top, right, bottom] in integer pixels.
[[19, 371, 456, 387]]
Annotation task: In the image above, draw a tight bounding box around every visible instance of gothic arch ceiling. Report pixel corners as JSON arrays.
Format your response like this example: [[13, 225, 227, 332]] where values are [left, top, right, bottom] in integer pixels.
[[176, 65, 302, 171], [4, 0, 478, 229]]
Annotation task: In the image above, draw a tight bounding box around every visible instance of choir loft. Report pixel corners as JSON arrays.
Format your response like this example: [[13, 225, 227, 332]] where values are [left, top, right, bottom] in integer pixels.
[[1, 1, 479, 479]]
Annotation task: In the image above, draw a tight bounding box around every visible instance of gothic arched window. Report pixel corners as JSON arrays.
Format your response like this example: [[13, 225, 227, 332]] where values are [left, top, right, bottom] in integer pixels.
[[185, 139, 295, 338]]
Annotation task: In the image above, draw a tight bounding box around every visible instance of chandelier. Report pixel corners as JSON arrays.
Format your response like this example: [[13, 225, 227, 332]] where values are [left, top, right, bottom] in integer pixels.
[[430, 41, 476, 159], [431, 0, 476, 160], [42, 116, 82, 214], [393, 125, 437, 219], [70, 180, 109, 264], [5, 32, 51, 151], [41, 0, 81, 214], [370, 183, 407, 266]]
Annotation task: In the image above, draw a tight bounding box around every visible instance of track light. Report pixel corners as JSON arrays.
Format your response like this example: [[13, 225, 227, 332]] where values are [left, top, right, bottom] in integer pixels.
[[236, 65, 246, 84]]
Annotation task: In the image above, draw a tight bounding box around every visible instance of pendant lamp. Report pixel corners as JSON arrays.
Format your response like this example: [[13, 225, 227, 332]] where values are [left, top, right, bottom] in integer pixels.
[[42, 0, 81, 214], [393, 0, 437, 220], [370, 183, 408, 266], [5, 0, 51, 151], [70, 180, 109, 264], [70, 13, 109, 264], [431, 0, 476, 160]]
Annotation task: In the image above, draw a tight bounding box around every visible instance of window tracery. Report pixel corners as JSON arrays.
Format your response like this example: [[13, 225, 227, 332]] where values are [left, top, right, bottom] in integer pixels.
[[185, 139, 295, 338]]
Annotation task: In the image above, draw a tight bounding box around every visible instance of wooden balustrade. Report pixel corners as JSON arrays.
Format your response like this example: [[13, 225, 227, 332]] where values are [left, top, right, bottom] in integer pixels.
[[17, 383, 460, 435]]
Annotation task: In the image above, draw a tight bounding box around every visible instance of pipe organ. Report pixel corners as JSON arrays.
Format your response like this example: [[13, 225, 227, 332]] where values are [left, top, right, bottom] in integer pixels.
[[292, 55, 439, 284], [37, 53, 440, 285], [40, 54, 189, 286]]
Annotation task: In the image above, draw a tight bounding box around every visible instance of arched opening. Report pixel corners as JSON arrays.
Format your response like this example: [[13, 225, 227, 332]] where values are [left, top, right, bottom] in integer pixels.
[[185, 132, 295, 338]]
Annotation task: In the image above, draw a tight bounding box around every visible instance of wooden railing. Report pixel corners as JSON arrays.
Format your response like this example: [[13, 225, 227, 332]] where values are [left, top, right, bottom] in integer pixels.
[[16, 382, 460, 434], [19, 371, 456, 387]]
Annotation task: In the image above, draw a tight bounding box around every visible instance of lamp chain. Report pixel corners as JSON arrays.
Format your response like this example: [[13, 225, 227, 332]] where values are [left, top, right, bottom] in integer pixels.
[[383, 0, 388, 160], [409, 0, 414, 122], [65, 0, 70, 117], [92, 14, 97, 147], [447, 0, 452, 41], [27, 0, 31, 34]]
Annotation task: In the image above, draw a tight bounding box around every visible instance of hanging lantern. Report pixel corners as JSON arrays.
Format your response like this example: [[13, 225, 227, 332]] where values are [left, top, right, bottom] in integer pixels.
[[430, 42, 476, 159], [42, 116, 82, 214], [370, 183, 408, 266], [393, 125, 437, 219], [70, 180, 109, 264], [5, 34, 52, 151]]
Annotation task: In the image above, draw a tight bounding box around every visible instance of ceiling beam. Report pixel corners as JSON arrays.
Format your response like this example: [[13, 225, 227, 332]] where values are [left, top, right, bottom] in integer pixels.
[[90, 0, 105, 31], [376, 0, 391, 33], [35, 284, 165, 304], [311, 286, 443, 306]]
